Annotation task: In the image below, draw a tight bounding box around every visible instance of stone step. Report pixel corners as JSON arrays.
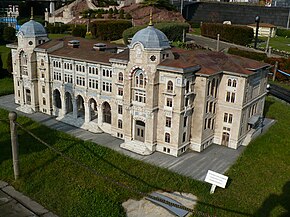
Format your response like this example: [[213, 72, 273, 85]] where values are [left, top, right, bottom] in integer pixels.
[[120, 141, 153, 156]]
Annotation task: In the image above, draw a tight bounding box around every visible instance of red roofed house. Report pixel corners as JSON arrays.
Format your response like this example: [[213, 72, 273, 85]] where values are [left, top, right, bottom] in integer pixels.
[[7, 18, 269, 156]]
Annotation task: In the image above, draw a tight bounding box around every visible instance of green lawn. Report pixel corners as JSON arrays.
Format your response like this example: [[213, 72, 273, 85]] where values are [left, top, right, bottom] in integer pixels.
[[0, 44, 11, 69], [0, 97, 289, 217], [259, 36, 290, 52], [190, 28, 201, 35], [269, 80, 290, 90], [0, 77, 14, 96]]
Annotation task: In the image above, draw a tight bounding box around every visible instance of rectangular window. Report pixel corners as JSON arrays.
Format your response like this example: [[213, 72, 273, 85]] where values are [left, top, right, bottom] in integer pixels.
[[226, 92, 231, 102], [204, 118, 207, 130], [165, 117, 171, 127], [229, 114, 233, 123], [183, 116, 187, 127], [89, 79, 98, 89], [102, 82, 112, 92], [42, 86, 45, 94], [224, 113, 228, 122], [118, 105, 123, 114], [166, 98, 173, 107], [118, 88, 123, 96], [231, 92, 235, 103]]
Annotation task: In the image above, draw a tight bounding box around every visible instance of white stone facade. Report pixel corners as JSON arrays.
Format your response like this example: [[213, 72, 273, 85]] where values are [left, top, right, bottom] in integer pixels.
[[7, 20, 269, 157]]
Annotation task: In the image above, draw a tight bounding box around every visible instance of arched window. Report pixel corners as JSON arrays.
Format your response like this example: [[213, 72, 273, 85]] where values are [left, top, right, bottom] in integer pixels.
[[118, 72, 123, 82], [167, 81, 173, 92], [165, 133, 170, 143], [228, 79, 232, 87], [118, 119, 122, 129], [53, 89, 61, 109], [211, 79, 215, 96], [233, 80, 237, 87], [20, 51, 28, 76], [134, 69, 146, 88], [103, 102, 111, 124]]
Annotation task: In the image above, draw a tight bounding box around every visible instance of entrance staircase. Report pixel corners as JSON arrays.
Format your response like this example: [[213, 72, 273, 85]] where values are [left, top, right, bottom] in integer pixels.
[[120, 140, 153, 156]]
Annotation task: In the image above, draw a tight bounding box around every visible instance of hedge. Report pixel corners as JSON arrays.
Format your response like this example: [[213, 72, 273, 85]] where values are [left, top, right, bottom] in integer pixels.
[[265, 57, 290, 81], [91, 20, 132, 41], [122, 22, 190, 45], [72, 25, 87, 38], [228, 47, 267, 61], [276, 28, 290, 38], [201, 23, 254, 46], [46, 23, 71, 34]]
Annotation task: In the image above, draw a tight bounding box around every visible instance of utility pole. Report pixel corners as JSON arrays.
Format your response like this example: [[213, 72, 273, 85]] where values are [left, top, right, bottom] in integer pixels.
[[9, 111, 20, 180], [217, 34, 220, 52], [273, 61, 278, 81]]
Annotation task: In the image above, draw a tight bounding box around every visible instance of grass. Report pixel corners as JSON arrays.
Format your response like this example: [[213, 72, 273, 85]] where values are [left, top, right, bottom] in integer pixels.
[[0, 97, 289, 216], [269, 80, 290, 90], [0, 44, 11, 69], [190, 28, 201, 35], [0, 77, 14, 96], [259, 36, 290, 52]]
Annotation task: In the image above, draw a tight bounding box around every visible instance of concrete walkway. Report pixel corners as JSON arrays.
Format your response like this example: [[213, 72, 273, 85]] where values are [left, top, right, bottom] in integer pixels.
[[0, 94, 245, 181], [0, 180, 58, 217]]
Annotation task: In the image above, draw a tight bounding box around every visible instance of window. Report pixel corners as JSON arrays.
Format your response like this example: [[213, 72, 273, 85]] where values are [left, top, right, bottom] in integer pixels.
[[64, 74, 73, 83], [76, 76, 85, 86], [166, 98, 173, 107], [207, 118, 211, 129], [118, 88, 123, 96], [207, 81, 211, 96], [43, 97, 46, 105], [89, 79, 98, 89], [211, 79, 215, 96], [231, 92, 235, 103], [206, 102, 208, 113], [183, 116, 187, 127], [118, 119, 122, 129], [102, 82, 112, 92], [209, 102, 213, 113], [135, 70, 146, 88], [182, 132, 186, 142], [41, 59, 44, 66], [226, 92, 231, 102], [42, 86, 45, 94], [165, 133, 170, 143], [233, 80, 237, 87], [167, 81, 173, 92], [211, 118, 215, 129], [204, 118, 207, 130], [134, 91, 146, 103], [53, 71, 61, 81], [118, 105, 123, 114], [224, 113, 233, 123], [166, 117, 171, 127], [118, 72, 123, 82], [228, 79, 232, 86]]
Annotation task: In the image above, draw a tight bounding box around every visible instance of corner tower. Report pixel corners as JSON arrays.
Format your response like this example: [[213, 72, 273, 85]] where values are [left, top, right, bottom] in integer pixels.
[[14, 10, 49, 113]]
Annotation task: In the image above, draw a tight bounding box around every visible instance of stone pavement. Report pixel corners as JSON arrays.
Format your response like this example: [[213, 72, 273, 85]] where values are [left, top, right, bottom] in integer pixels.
[[0, 180, 58, 217]]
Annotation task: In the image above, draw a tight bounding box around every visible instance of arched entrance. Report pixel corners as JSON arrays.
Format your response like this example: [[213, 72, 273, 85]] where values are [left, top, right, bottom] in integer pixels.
[[102, 102, 111, 124], [76, 95, 85, 118], [65, 92, 73, 114], [53, 89, 61, 109], [221, 132, 230, 146], [89, 98, 98, 121], [135, 120, 145, 142]]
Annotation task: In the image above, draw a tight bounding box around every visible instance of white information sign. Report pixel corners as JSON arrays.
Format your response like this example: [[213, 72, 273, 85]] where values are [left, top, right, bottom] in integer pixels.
[[205, 170, 228, 194]]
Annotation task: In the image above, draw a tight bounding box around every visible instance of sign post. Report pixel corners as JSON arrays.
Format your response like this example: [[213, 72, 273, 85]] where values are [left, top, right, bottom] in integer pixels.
[[205, 170, 228, 194]]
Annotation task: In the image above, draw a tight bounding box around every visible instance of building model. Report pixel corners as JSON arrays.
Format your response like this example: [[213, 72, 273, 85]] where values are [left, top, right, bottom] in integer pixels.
[[7, 17, 269, 157]]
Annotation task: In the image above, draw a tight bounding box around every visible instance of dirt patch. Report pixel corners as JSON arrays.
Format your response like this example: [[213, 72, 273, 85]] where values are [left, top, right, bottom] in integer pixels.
[[122, 191, 197, 217]]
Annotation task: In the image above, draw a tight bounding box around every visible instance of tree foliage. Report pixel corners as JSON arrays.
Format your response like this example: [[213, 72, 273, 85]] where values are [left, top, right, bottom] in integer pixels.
[[3, 26, 16, 42], [142, 0, 176, 11], [6, 51, 12, 74]]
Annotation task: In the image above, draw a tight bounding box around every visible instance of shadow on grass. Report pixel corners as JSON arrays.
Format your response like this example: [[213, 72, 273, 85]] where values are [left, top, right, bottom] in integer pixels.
[[82, 144, 169, 193], [253, 181, 290, 217], [263, 98, 274, 117]]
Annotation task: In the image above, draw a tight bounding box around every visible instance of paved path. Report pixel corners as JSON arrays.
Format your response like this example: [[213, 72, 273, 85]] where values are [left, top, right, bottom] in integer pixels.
[[0, 94, 245, 181], [0, 180, 57, 217]]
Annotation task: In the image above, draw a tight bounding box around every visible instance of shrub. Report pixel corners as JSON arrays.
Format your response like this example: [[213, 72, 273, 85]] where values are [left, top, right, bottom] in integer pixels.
[[72, 25, 87, 38], [122, 22, 190, 45], [276, 28, 290, 38], [201, 23, 254, 46], [188, 21, 200, 28], [228, 47, 267, 61], [3, 26, 16, 42], [46, 23, 70, 34], [91, 20, 132, 41]]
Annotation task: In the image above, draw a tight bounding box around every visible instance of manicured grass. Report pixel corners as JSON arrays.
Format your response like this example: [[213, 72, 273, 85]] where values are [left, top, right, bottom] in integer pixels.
[[190, 28, 201, 35], [0, 97, 289, 216], [269, 80, 290, 90], [259, 36, 290, 52], [0, 77, 14, 96], [0, 44, 11, 69], [0, 109, 208, 217], [196, 97, 290, 216]]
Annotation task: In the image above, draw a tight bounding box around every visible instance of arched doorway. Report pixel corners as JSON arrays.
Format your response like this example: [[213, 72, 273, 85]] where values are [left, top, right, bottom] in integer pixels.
[[76, 95, 85, 118], [221, 132, 230, 146], [65, 92, 73, 114], [102, 102, 111, 124], [89, 98, 98, 121], [53, 89, 61, 109], [135, 120, 145, 142]]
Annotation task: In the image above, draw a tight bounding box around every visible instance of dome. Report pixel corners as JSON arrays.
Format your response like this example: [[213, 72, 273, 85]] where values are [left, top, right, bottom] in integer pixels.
[[17, 20, 47, 38], [129, 25, 170, 50]]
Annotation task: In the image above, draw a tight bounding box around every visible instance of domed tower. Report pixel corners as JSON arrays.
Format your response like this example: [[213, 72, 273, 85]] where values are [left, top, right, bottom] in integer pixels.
[[14, 11, 49, 113], [121, 17, 174, 154]]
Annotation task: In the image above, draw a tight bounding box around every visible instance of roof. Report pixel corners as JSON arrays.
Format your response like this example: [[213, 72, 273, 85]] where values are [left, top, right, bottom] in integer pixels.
[[17, 19, 47, 38], [129, 25, 170, 50], [247, 23, 276, 28], [158, 48, 269, 75], [38, 37, 127, 64]]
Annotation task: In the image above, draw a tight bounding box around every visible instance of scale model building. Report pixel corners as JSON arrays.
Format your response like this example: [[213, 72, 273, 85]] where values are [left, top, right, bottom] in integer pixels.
[[7, 18, 269, 157]]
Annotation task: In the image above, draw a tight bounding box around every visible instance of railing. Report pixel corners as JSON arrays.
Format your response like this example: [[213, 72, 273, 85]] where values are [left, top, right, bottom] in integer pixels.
[[2, 111, 215, 217]]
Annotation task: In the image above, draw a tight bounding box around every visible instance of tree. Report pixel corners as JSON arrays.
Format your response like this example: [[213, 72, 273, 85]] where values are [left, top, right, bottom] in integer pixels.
[[0, 54, 3, 74], [3, 26, 16, 42], [119, 9, 124, 19]]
